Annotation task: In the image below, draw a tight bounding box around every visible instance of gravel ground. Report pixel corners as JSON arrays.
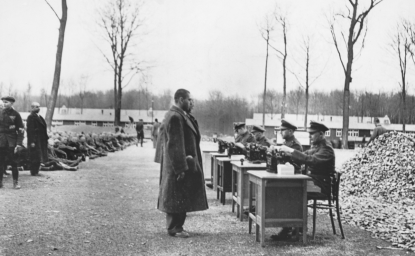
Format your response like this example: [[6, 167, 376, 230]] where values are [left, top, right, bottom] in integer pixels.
[[0, 141, 409, 256]]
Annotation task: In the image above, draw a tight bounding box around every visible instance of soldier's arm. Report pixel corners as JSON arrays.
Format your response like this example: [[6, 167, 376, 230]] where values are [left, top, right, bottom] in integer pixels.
[[290, 143, 303, 152], [15, 113, 25, 146], [291, 146, 334, 167]]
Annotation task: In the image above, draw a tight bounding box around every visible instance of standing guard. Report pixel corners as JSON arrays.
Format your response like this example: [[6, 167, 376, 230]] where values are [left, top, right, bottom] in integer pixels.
[[0, 96, 25, 189]]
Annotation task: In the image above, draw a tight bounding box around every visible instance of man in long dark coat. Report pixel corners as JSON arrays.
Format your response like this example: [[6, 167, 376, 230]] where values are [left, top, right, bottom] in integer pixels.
[[26, 102, 49, 176], [157, 89, 208, 238]]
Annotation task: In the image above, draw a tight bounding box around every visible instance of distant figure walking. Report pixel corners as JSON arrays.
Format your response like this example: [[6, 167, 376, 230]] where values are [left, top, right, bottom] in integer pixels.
[[27, 102, 49, 176], [151, 118, 160, 149], [367, 118, 387, 145], [136, 119, 144, 147]]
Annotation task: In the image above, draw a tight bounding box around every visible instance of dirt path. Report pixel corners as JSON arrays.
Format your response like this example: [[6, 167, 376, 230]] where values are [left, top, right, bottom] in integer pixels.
[[0, 142, 408, 256]]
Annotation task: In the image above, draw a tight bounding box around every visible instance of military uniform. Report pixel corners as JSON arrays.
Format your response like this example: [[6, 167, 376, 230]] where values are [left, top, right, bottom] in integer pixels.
[[235, 131, 255, 145], [290, 121, 335, 196], [0, 105, 25, 187], [250, 125, 272, 147], [256, 135, 272, 147]]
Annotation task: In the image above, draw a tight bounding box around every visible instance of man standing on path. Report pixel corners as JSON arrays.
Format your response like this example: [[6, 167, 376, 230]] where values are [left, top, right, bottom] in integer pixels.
[[157, 89, 208, 238], [26, 102, 49, 176], [0, 96, 24, 189], [151, 118, 160, 149], [367, 118, 387, 145], [135, 119, 144, 147]]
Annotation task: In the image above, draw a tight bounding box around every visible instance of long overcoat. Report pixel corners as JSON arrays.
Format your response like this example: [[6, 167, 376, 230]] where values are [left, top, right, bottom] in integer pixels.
[[26, 112, 49, 163], [157, 106, 208, 213]]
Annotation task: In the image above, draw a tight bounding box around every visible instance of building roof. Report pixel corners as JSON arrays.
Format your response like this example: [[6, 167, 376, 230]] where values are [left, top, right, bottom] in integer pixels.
[[20, 107, 168, 123], [247, 113, 414, 131]]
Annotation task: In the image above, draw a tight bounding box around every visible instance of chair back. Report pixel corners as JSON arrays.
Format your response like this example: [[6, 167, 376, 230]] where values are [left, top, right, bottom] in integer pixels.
[[331, 171, 341, 202]]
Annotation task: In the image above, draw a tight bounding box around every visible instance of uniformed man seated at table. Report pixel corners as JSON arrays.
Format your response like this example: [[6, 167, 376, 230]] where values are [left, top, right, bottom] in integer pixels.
[[251, 125, 272, 147], [276, 120, 335, 240], [234, 122, 255, 146], [279, 120, 303, 158], [270, 120, 304, 240]]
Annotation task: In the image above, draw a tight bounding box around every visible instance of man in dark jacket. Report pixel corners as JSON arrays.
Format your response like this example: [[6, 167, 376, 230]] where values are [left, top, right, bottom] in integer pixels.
[[0, 96, 25, 189], [157, 89, 208, 238], [251, 125, 272, 147], [280, 120, 335, 196], [271, 120, 304, 240], [26, 102, 49, 176], [136, 119, 144, 147], [280, 120, 303, 173], [234, 122, 255, 146]]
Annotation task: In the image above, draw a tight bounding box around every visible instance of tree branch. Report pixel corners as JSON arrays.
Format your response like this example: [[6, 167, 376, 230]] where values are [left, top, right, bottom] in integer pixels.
[[330, 24, 347, 74], [44, 0, 60, 21]]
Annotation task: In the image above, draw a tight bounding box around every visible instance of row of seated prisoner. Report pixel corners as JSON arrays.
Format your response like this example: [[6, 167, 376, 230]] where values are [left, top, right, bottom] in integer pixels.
[[2, 131, 138, 173]]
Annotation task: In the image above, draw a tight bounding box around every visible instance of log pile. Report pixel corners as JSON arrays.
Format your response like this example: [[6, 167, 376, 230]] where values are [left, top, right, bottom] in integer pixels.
[[340, 131, 415, 251]]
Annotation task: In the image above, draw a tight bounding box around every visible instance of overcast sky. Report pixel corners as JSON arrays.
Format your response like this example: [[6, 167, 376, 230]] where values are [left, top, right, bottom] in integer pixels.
[[0, 0, 414, 101]]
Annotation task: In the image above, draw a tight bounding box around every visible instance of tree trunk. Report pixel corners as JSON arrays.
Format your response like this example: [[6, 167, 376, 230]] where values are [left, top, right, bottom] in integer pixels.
[[304, 47, 309, 129], [45, 0, 68, 130], [281, 31, 287, 119], [262, 31, 269, 127], [115, 60, 124, 126]]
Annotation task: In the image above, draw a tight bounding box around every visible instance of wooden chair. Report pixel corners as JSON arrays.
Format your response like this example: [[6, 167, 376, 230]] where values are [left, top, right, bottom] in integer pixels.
[[307, 171, 345, 239]]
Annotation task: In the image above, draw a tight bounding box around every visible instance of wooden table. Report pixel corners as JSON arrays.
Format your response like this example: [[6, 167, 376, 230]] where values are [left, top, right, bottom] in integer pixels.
[[231, 162, 267, 221], [209, 153, 228, 191], [216, 156, 245, 205], [202, 150, 219, 185], [247, 171, 311, 246]]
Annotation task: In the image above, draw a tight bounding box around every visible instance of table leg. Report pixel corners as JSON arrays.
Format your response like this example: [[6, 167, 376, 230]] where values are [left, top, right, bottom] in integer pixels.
[[239, 170, 244, 221], [260, 180, 265, 247], [255, 224, 259, 242], [231, 168, 235, 213], [248, 180, 252, 234], [302, 180, 308, 244]]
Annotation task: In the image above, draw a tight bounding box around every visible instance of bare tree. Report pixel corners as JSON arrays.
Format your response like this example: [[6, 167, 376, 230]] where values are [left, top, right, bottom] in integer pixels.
[[44, 0, 68, 130], [259, 15, 274, 126], [329, 0, 384, 148], [290, 37, 326, 129], [391, 21, 411, 132], [406, 21, 415, 66], [77, 74, 88, 114], [98, 0, 144, 126], [268, 7, 289, 119]]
